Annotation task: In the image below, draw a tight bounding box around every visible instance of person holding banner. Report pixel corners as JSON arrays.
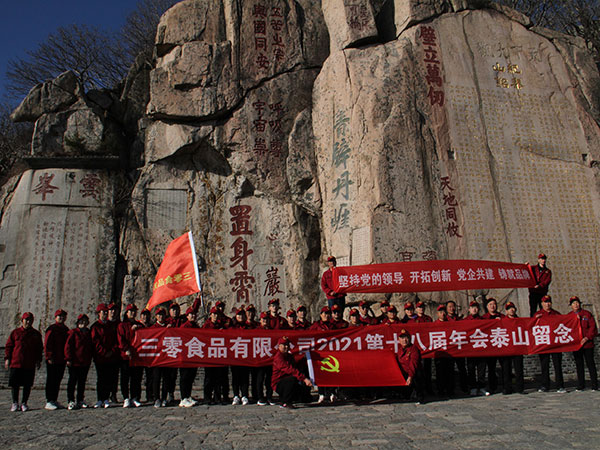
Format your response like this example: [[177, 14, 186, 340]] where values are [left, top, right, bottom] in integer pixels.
[[91, 303, 118, 408], [396, 329, 424, 404], [272, 337, 313, 408], [295, 305, 312, 329], [401, 302, 416, 323], [138, 309, 154, 403], [503, 302, 524, 394], [535, 295, 566, 393], [266, 298, 286, 329], [358, 301, 377, 325], [414, 301, 433, 394], [310, 307, 333, 332], [255, 312, 275, 406], [446, 300, 468, 394], [465, 301, 487, 396], [377, 300, 391, 323], [231, 308, 250, 406], [107, 303, 121, 405], [203, 307, 228, 405], [381, 305, 402, 325], [569, 296, 598, 391], [348, 309, 363, 327], [246, 304, 258, 328], [151, 309, 170, 407], [482, 298, 505, 395], [283, 310, 297, 330], [331, 304, 349, 328], [434, 305, 454, 397], [528, 253, 552, 317], [321, 256, 346, 311], [117, 304, 143, 408], [179, 308, 200, 407]]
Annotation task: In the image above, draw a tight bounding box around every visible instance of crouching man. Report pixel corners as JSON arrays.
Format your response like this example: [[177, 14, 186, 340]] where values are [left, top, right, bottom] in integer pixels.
[[396, 328, 424, 404], [271, 337, 313, 409]]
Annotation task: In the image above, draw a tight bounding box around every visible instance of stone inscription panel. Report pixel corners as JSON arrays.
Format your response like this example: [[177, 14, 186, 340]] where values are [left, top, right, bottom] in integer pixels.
[[145, 189, 188, 230], [351, 226, 371, 265]]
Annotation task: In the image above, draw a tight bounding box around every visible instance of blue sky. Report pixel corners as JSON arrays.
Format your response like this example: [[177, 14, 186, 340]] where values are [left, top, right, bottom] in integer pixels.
[[0, 0, 141, 104]]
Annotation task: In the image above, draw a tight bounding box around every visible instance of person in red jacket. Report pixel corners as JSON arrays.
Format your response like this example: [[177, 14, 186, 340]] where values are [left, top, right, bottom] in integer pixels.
[[106, 302, 121, 404], [117, 303, 143, 408], [65, 314, 93, 409], [569, 296, 598, 390], [503, 302, 524, 394], [348, 308, 362, 327], [414, 300, 433, 393], [254, 312, 275, 406], [528, 253, 552, 317], [230, 307, 250, 406], [465, 301, 486, 396], [309, 307, 333, 332], [481, 298, 505, 395], [266, 298, 286, 329], [215, 300, 233, 328], [357, 301, 377, 325], [401, 302, 417, 323], [5, 312, 43, 412], [445, 300, 468, 394], [272, 337, 313, 408], [203, 307, 227, 405], [381, 305, 402, 325], [376, 299, 391, 323], [44, 309, 68, 410], [179, 307, 200, 407], [535, 295, 565, 392], [396, 329, 424, 404], [282, 309, 297, 330], [295, 305, 312, 329], [245, 304, 259, 329], [138, 309, 154, 403], [321, 256, 346, 311], [433, 305, 454, 397], [331, 304, 349, 328], [91, 303, 119, 408], [151, 308, 169, 408]]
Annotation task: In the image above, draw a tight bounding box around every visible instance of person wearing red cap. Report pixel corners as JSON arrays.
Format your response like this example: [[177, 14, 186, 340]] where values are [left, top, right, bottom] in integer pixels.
[[151, 308, 170, 407], [5, 312, 43, 412], [414, 300, 433, 394], [203, 307, 228, 405], [245, 304, 259, 329], [255, 311, 275, 406], [215, 300, 233, 328], [138, 309, 154, 403], [348, 309, 362, 327], [282, 309, 297, 330], [396, 329, 424, 404], [381, 305, 402, 325], [321, 256, 346, 311], [357, 301, 377, 325], [117, 304, 143, 408], [91, 303, 119, 408], [445, 300, 468, 394], [44, 309, 68, 410], [230, 308, 250, 406], [401, 302, 416, 323], [503, 302, 524, 394], [568, 296, 598, 391], [179, 307, 200, 407], [106, 303, 121, 404], [272, 337, 313, 408], [65, 314, 93, 409], [266, 298, 286, 329], [376, 300, 391, 323], [528, 253, 552, 317], [331, 304, 349, 328], [481, 298, 505, 395], [535, 295, 565, 392], [433, 305, 454, 397], [295, 305, 312, 329], [309, 307, 333, 331], [465, 301, 486, 396]]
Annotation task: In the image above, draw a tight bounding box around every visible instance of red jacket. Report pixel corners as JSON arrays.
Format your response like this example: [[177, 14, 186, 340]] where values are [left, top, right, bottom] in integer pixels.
[[271, 350, 305, 391], [360, 315, 377, 325], [331, 318, 349, 329], [203, 319, 224, 329], [482, 312, 505, 320], [396, 344, 421, 379], [464, 314, 482, 320], [381, 317, 402, 325], [321, 269, 345, 300], [267, 314, 286, 330], [295, 319, 312, 330], [414, 314, 433, 323], [117, 319, 141, 360], [571, 309, 597, 349], [447, 314, 462, 321], [64, 327, 93, 367], [44, 323, 69, 364], [5, 326, 43, 369], [91, 320, 119, 364], [309, 320, 332, 331], [534, 308, 560, 319], [528, 264, 552, 295], [181, 320, 200, 329]]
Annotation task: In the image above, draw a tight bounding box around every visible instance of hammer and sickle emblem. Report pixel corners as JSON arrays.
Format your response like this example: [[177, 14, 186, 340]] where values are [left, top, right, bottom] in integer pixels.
[[320, 355, 340, 373]]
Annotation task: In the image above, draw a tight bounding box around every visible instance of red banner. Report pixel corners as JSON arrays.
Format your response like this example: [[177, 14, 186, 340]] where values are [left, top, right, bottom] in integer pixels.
[[307, 350, 406, 387], [131, 315, 582, 368], [146, 232, 201, 310], [332, 260, 535, 293]]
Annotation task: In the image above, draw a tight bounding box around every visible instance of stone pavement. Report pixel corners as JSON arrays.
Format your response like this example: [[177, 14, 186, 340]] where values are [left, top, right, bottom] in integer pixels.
[[0, 387, 598, 450]]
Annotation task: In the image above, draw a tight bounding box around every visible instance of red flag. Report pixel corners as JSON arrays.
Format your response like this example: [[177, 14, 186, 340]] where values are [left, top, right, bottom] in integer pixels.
[[307, 350, 406, 387], [332, 260, 535, 294], [146, 232, 201, 310]]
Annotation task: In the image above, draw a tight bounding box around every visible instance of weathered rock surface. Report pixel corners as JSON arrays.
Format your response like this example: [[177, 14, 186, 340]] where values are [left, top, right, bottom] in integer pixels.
[[323, 0, 378, 50]]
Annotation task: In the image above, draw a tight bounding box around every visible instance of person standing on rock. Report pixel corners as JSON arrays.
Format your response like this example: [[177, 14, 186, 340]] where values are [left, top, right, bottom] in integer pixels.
[[321, 256, 346, 311], [44, 309, 69, 410], [568, 296, 598, 391], [528, 253, 552, 317], [91, 303, 118, 408], [534, 296, 566, 393], [5, 312, 43, 412], [503, 302, 524, 394], [117, 304, 143, 408], [106, 303, 121, 404], [64, 314, 93, 409]]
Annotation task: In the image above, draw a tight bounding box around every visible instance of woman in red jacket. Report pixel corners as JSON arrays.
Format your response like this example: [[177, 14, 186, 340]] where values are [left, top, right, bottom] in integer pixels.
[[64, 314, 93, 410], [4, 312, 43, 412], [44, 309, 69, 410], [117, 304, 143, 408]]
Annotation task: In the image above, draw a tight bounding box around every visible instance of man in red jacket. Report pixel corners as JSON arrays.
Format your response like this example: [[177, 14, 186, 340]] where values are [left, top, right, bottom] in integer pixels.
[[535, 295, 565, 392], [569, 296, 598, 390], [321, 256, 346, 311], [331, 304, 349, 328], [295, 305, 312, 329], [5, 312, 43, 412], [266, 298, 286, 329], [65, 314, 93, 409], [503, 302, 524, 394], [396, 329, 424, 403], [528, 253, 552, 316], [117, 304, 143, 408], [482, 298, 505, 395], [271, 337, 312, 408], [91, 303, 118, 408], [44, 309, 69, 410], [465, 301, 486, 396]]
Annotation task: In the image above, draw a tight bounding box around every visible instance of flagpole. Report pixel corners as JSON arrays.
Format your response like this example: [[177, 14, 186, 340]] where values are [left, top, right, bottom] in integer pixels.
[[305, 350, 316, 387], [188, 230, 202, 293]]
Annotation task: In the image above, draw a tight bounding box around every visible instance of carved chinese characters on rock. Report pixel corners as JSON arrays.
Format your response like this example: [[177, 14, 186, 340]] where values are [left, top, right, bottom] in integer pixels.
[[79, 173, 102, 202], [331, 109, 353, 233], [419, 26, 445, 107], [252, 3, 286, 71], [252, 100, 285, 159], [229, 205, 255, 303], [347, 4, 370, 31], [440, 176, 462, 238], [263, 266, 283, 297], [493, 62, 523, 90], [33, 173, 59, 201]]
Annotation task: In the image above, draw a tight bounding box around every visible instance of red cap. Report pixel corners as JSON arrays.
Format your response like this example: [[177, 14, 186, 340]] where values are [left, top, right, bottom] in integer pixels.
[[331, 304, 342, 312], [77, 314, 89, 323], [569, 296, 580, 305], [487, 297, 497, 304], [22, 312, 34, 321], [186, 307, 196, 315], [209, 307, 219, 314], [155, 308, 167, 316], [541, 295, 552, 303], [415, 301, 425, 308], [268, 298, 280, 305], [107, 303, 117, 310], [320, 306, 331, 314], [169, 302, 180, 310], [505, 302, 516, 310], [327, 256, 336, 262], [260, 311, 269, 319], [286, 309, 296, 317], [54, 309, 67, 317], [140, 309, 151, 316], [399, 328, 410, 337], [469, 301, 479, 308], [388, 305, 397, 313], [125, 304, 138, 312], [235, 308, 245, 316], [246, 304, 256, 311], [276, 336, 290, 346], [436, 305, 446, 312], [359, 300, 368, 307], [538, 253, 547, 259], [215, 300, 225, 308], [349, 308, 359, 316], [96, 303, 108, 313], [296, 305, 307, 312], [404, 302, 414, 310], [380, 300, 390, 307]]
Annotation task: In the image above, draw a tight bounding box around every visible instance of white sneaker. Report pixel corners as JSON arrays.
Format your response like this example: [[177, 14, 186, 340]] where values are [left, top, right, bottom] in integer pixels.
[[317, 394, 325, 404], [68, 401, 77, 410], [79, 401, 89, 409], [257, 399, 267, 406], [153, 399, 161, 408], [45, 401, 58, 411], [484, 391, 491, 396], [470, 388, 477, 396], [232, 396, 241, 405], [557, 388, 567, 393], [123, 398, 131, 408], [94, 401, 103, 408], [132, 399, 142, 408], [179, 398, 188, 407], [161, 400, 167, 407], [268, 399, 277, 406], [241, 396, 249, 405], [10, 403, 19, 412], [21, 404, 29, 412], [189, 398, 198, 406], [103, 400, 110, 408], [330, 393, 337, 402]]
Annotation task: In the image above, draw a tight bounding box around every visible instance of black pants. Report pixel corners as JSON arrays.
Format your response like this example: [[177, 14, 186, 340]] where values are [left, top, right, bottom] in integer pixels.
[[276, 376, 302, 404], [204, 367, 219, 402], [399, 369, 424, 402], [467, 358, 486, 389], [152, 367, 169, 402], [250, 367, 259, 401], [120, 361, 143, 400], [219, 366, 229, 400], [539, 353, 564, 389], [435, 358, 454, 396], [486, 357, 500, 393], [67, 365, 90, 403], [231, 366, 249, 398], [529, 292, 543, 317], [11, 386, 32, 404], [95, 362, 112, 402], [180, 368, 197, 399], [255, 366, 273, 402], [144, 367, 153, 402], [423, 358, 433, 393], [45, 362, 66, 402], [573, 347, 598, 390], [165, 367, 178, 398], [454, 358, 469, 393], [502, 355, 524, 394]]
